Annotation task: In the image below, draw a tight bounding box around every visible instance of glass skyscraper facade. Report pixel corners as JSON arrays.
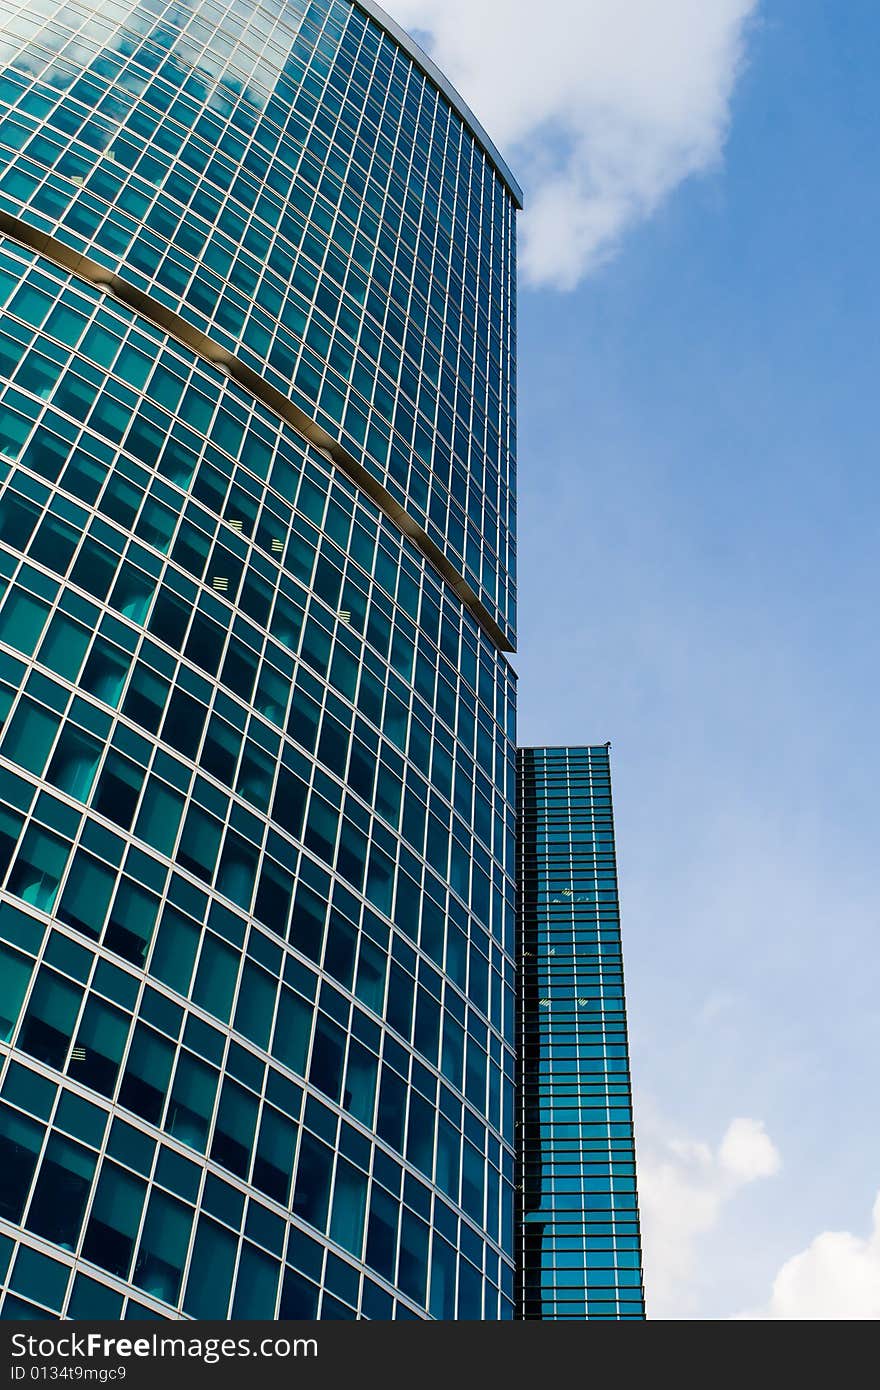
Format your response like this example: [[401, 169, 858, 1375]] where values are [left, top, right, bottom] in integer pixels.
[[516, 746, 645, 1320], [0, 0, 521, 1321]]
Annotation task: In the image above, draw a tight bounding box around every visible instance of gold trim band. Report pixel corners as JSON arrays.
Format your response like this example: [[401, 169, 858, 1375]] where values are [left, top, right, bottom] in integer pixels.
[[0, 210, 514, 655]]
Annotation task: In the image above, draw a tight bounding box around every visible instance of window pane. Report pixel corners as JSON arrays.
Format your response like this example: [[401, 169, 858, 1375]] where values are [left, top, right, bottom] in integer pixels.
[[37, 612, 90, 680], [232, 960, 274, 1049], [252, 1106, 297, 1205], [329, 1157, 367, 1258], [133, 1188, 193, 1306], [230, 1243, 279, 1318], [81, 1161, 146, 1279], [253, 858, 293, 935], [216, 830, 258, 912], [69, 996, 130, 1096], [109, 566, 154, 624], [1, 699, 60, 776], [0, 941, 33, 1042], [17, 967, 82, 1067], [8, 824, 70, 912], [210, 1078, 257, 1179], [25, 1133, 96, 1250], [191, 933, 238, 1023], [166, 1052, 218, 1152], [105, 879, 159, 965], [0, 805, 24, 882], [398, 1209, 429, 1305], [183, 1216, 236, 1319], [92, 753, 143, 829], [0, 588, 50, 656], [118, 1024, 174, 1125], [46, 726, 102, 801], [148, 906, 198, 995], [309, 1015, 345, 1103], [134, 780, 183, 857], [343, 1039, 376, 1126], [57, 850, 115, 941], [271, 987, 311, 1076], [122, 665, 169, 734], [0, 1101, 43, 1222], [365, 1186, 398, 1282], [177, 805, 222, 882], [291, 1131, 332, 1232]]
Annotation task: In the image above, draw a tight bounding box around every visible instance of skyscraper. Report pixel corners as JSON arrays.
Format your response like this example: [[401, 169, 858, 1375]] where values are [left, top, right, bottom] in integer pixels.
[[516, 746, 645, 1319], [0, 0, 520, 1320]]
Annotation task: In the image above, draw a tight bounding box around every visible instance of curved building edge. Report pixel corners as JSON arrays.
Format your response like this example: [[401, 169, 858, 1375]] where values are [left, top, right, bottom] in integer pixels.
[[352, 1, 524, 208]]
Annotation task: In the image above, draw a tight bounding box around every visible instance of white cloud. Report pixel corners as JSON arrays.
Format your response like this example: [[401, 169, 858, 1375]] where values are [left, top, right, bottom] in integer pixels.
[[742, 1193, 880, 1320], [387, 0, 760, 287], [638, 1109, 781, 1317], [718, 1115, 782, 1182]]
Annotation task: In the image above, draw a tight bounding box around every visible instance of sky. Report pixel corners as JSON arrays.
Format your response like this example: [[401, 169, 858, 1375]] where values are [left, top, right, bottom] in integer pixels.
[[386, 0, 880, 1318]]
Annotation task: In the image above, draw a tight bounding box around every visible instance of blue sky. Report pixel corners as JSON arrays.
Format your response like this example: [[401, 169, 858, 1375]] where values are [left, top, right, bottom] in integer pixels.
[[389, 0, 880, 1316]]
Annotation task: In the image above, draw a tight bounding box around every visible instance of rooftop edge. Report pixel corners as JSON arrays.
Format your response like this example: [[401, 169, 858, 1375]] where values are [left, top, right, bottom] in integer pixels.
[[352, 1, 524, 208]]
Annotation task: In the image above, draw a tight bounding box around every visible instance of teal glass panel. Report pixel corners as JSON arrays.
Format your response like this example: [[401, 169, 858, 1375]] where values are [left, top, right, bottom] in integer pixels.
[[232, 960, 274, 1050], [46, 726, 102, 800], [17, 967, 82, 1067], [183, 1216, 236, 1319], [118, 1024, 174, 1126], [329, 1157, 367, 1258], [69, 995, 131, 1097], [398, 1209, 429, 1305], [37, 612, 90, 681], [134, 779, 183, 856], [132, 1188, 193, 1305], [148, 906, 199, 995], [9, 1245, 69, 1312], [57, 850, 115, 941], [105, 879, 159, 966], [81, 1162, 146, 1279], [2, 699, 60, 775], [216, 831, 258, 912], [253, 1106, 297, 1205], [26, 1133, 97, 1250], [177, 805, 222, 882], [67, 1274, 124, 1320], [230, 1243, 279, 1318], [210, 1078, 257, 1179], [0, 1102, 42, 1222], [271, 987, 312, 1076], [0, 588, 51, 655], [191, 933, 238, 1023], [166, 1052, 218, 1152], [0, 941, 33, 1042], [343, 1040, 376, 1127], [1, 1061, 56, 1119]]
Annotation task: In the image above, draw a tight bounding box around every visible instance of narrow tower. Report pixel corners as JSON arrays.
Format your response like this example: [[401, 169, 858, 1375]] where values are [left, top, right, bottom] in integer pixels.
[[516, 746, 645, 1319]]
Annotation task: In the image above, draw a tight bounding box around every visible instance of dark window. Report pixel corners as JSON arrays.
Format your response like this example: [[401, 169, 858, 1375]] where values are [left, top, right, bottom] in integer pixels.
[[309, 1015, 346, 1103], [92, 753, 143, 830], [81, 1161, 146, 1279], [118, 1023, 173, 1125], [0, 1101, 42, 1222], [68, 996, 130, 1096], [252, 1105, 297, 1205], [25, 1133, 96, 1250], [292, 1132, 333, 1232], [17, 968, 82, 1068]]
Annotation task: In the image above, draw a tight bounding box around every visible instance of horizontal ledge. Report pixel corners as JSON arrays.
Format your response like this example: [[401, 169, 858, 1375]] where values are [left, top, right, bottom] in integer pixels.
[[0, 210, 515, 655]]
